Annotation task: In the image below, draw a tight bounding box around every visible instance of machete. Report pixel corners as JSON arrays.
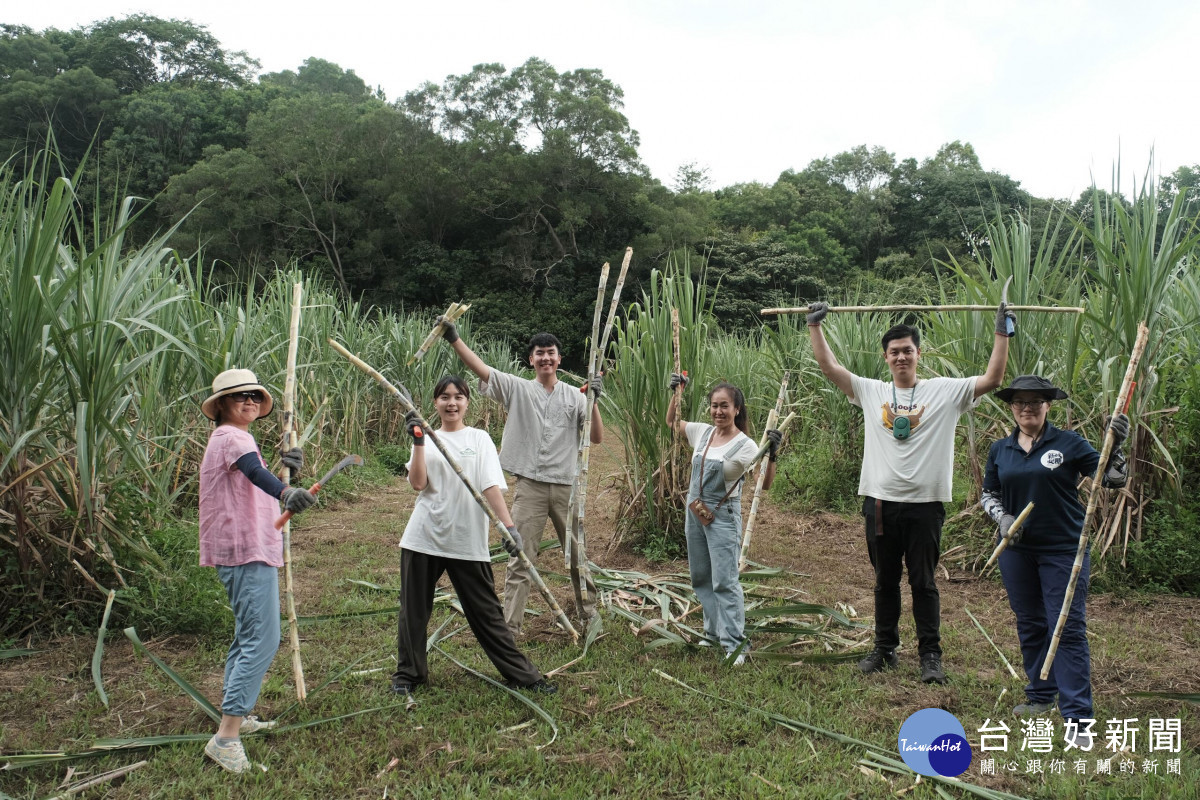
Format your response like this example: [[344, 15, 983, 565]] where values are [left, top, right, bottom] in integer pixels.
[[274, 454, 364, 530]]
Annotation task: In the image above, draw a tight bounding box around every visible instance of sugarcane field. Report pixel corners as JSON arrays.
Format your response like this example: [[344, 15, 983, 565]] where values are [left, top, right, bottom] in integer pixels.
[[4, 11, 1200, 795]]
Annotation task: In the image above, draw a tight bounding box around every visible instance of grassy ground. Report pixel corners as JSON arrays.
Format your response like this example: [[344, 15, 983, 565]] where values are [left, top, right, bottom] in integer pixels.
[[2, 434, 1199, 799]]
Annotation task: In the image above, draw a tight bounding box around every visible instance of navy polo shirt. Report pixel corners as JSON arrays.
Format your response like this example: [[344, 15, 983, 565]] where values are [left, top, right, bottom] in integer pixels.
[[983, 423, 1102, 555]]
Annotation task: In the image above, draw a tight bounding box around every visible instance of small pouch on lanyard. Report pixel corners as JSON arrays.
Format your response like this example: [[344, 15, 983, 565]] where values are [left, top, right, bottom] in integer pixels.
[[689, 497, 716, 526]]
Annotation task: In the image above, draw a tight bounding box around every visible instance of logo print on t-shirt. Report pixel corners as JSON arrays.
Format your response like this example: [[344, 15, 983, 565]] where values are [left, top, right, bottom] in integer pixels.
[[1041, 450, 1064, 470], [881, 403, 927, 434]]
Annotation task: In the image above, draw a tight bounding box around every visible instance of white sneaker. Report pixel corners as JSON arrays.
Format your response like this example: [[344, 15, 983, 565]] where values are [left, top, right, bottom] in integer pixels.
[[205, 735, 251, 774], [239, 716, 276, 735], [731, 652, 747, 666]]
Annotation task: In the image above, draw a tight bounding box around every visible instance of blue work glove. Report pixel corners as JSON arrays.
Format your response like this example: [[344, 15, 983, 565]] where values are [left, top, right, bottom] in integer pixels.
[[279, 447, 303, 473], [436, 315, 460, 344], [806, 302, 830, 326], [995, 302, 1016, 337], [503, 526, 523, 558], [281, 486, 317, 513]]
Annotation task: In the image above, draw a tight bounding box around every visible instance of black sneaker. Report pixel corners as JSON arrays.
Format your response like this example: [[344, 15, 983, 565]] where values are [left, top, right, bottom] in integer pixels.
[[858, 648, 899, 674], [390, 680, 416, 696], [920, 653, 947, 684], [507, 678, 558, 695]]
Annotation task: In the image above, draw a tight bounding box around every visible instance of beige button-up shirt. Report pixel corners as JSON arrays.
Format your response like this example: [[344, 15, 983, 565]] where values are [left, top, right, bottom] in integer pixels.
[[481, 369, 585, 485]]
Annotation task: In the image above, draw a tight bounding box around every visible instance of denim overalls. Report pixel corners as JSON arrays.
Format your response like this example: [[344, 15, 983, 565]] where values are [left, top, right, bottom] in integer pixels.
[[685, 426, 749, 654]]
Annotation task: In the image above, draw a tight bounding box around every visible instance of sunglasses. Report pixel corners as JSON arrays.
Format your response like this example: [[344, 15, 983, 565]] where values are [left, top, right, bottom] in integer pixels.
[[1009, 399, 1047, 410], [228, 391, 265, 404]]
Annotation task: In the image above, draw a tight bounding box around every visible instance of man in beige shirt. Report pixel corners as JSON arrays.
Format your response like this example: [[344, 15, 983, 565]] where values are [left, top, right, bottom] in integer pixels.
[[439, 320, 603, 634]]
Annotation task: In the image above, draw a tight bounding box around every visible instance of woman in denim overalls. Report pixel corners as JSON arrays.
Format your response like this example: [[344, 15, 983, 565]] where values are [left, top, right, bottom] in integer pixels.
[[666, 377, 780, 663]]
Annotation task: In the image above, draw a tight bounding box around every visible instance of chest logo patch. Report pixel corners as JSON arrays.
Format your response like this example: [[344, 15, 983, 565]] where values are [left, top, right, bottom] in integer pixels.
[[881, 403, 927, 434], [1040, 450, 1064, 470]]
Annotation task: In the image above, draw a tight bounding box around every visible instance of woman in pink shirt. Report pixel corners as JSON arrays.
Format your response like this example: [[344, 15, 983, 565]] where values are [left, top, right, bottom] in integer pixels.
[[198, 369, 315, 774]]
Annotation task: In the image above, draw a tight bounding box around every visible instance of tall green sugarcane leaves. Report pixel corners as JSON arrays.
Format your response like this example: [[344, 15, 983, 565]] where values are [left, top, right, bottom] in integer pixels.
[[123, 627, 221, 723]]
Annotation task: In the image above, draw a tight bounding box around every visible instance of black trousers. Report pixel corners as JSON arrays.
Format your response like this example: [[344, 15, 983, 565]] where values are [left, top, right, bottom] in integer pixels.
[[393, 548, 541, 687], [863, 497, 945, 656]]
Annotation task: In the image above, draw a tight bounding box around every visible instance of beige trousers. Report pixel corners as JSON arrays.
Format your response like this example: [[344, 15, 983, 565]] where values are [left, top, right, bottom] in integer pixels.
[[502, 475, 598, 633]]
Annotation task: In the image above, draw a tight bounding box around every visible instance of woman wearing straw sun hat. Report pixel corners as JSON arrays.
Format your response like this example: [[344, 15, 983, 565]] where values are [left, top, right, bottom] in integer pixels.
[[198, 368, 317, 773], [980, 375, 1129, 744]]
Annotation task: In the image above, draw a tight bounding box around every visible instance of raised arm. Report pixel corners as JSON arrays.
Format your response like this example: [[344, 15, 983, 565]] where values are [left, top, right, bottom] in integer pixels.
[[438, 315, 492, 384], [806, 304, 855, 400], [973, 304, 1014, 399]]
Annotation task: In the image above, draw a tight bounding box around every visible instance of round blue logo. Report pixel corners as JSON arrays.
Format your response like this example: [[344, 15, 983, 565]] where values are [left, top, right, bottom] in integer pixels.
[[898, 708, 972, 777]]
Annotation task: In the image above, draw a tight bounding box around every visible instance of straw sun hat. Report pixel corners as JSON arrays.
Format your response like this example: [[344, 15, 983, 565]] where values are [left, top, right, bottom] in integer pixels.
[[201, 368, 274, 421]]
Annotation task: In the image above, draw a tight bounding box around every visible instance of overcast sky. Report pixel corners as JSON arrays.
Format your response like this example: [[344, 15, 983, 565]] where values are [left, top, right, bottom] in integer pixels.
[[8, 0, 1198, 200]]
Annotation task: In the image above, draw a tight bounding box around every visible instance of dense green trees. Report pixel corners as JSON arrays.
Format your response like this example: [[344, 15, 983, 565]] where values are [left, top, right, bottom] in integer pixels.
[[4, 15, 1196, 367]]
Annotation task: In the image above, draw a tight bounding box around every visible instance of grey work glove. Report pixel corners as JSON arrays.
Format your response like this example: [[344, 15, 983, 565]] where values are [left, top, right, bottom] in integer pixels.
[[279, 447, 303, 473], [503, 525, 524, 558], [436, 314, 460, 344], [669, 372, 689, 392], [998, 513, 1017, 543], [405, 410, 425, 445], [281, 486, 317, 514], [995, 301, 1017, 337], [806, 302, 830, 326], [765, 429, 783, 462], [589, 374, 604, 399], [1105, 413, 1130, 450]]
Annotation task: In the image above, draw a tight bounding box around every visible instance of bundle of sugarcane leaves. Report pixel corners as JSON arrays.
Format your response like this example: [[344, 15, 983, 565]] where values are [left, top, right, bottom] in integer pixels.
[[594, 562, 871, 664]]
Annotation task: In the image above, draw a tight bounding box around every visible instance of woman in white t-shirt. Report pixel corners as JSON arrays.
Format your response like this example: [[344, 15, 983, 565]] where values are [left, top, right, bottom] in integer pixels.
[[390, 376, 556, 696], [666, 377, 781, 663]]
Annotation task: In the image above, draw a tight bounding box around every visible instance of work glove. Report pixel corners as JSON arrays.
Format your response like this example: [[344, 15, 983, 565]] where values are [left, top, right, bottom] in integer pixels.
[[669, 372, 689, 392], [503, 526, 524, 558], [279, 447, 303, 473], [1105, 413, 1130, 450], [281, 486, 317, 514], [806, 302, 830, 326], [765, 429, 783, 462], [436, 315, 460, 344], [995, 301, 1017, 337], [589, 374, 604, 399], [405, 410, 425, 445], [998, 513, 1018, 543]]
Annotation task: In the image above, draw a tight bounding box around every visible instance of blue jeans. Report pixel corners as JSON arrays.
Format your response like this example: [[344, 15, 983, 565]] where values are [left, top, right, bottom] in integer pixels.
[[217, 562, 281, 717], [999, 548, 1091, 720]]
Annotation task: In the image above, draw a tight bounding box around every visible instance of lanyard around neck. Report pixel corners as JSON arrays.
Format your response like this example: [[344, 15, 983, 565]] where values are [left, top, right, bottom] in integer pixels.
[[892, 381, 917, 412]]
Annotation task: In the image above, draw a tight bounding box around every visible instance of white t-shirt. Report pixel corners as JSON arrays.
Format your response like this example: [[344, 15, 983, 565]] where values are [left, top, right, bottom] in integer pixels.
[[684, 423, 757, 495], [401, 427, 507, 561], [849, 375, 978, 503]]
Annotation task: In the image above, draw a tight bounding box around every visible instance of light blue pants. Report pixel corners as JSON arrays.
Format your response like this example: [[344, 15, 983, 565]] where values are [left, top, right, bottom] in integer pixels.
[[685, 502, 746, 654], [216, 562, 280, 717]]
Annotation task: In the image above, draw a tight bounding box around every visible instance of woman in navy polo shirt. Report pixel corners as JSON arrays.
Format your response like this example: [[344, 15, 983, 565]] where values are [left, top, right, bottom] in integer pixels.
[[980, 376, 1129, 735]]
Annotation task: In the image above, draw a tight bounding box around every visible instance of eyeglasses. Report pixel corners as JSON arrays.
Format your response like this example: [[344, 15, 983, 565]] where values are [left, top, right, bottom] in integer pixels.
[[229, 391, 265, 404], [1010, 399, 1046, 410]]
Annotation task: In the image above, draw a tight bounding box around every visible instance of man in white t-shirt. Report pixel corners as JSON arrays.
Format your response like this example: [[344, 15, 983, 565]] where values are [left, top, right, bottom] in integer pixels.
[[807, 304, 1012, 684]]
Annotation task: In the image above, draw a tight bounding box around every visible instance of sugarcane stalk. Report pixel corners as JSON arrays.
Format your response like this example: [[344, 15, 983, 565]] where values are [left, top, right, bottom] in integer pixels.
[[981, 501, 1035, 574], [761, 304, 1085, 315], [565, 262, 610, 615], [408, 301, 471, 365], [563, 248, 633, 616], [739, 372, 790, 570], [1041, 321, 1148, 680], [670, 308, 683, 499], [329, 339, 580, 642], [280, 281, 307, 702]]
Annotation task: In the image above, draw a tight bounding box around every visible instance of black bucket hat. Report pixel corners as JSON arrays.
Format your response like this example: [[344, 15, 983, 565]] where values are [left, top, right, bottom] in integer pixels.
[[995, 375, 1069, 403]]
